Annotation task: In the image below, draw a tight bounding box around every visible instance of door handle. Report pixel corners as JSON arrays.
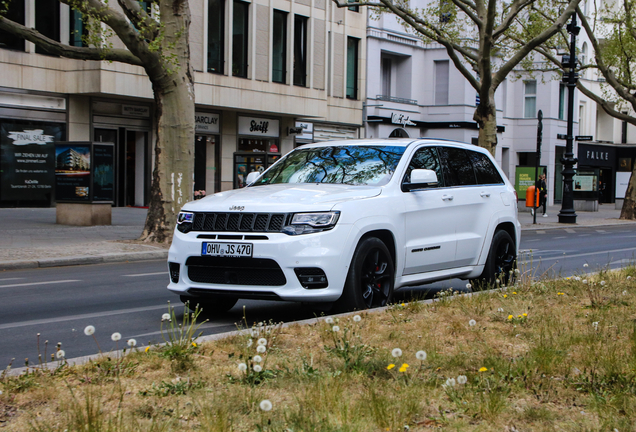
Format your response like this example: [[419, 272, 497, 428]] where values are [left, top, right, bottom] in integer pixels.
[[442, 194, 454, 201], [480, 191, 491, 198]]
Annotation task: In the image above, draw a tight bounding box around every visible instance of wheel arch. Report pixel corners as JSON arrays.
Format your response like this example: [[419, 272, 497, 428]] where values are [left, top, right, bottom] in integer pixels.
[[359, 229, 397, 269], [495, 222, 517, 247]]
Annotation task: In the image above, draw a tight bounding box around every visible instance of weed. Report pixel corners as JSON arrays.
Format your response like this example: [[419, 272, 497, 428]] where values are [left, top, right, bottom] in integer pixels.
[[159, 301, 207, 373]]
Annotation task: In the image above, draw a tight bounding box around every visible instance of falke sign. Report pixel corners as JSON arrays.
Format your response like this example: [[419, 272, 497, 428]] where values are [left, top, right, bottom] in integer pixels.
[[195, 112, 220, 133], [238, 116, 280, 138], [578, 144, 616, 167]]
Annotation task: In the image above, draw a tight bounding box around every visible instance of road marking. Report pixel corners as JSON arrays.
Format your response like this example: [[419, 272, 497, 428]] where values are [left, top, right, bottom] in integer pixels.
[[578, 234, 591, 237], [0, 279, 81, 289], [553, 236, 566, 239], [525, 239, 540, 242], [596, 230, 607, 233], [0, 277, 23, 282], [536, 231, 546, 234], [565, 229, 576, 234], [0, 304, 170, 331], [122, 272, 166, 277], [520, 246, 636, 263]]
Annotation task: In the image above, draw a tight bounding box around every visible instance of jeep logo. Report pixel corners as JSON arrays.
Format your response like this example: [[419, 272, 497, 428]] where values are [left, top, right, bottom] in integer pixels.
[[229, 205, 244, 211]]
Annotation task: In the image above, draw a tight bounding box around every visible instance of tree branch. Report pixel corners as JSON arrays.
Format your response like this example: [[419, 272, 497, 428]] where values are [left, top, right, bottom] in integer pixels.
[[577, 80, 636, 126], [0, 16, 143, 65], [449, 0, 482, 28], [493, 0, 534, 40], [116, 0, 160, 40]]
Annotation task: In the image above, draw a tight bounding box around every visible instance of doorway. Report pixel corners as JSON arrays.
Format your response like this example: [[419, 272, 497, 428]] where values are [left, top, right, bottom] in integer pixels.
[[194, 135, 221, 194]]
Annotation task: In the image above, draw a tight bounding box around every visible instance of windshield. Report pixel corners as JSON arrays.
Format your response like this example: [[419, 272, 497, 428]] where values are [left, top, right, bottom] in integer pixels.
[[251, 145, 406, 186]]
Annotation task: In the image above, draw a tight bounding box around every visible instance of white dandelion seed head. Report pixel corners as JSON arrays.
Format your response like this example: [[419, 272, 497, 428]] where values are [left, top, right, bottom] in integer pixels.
[[600, 281, 606, 286], [469, 319, 476, 327], [444, 378, 456, 387], [353, 315, 362, 322], [495, 279, 500, 285], [253, 365, 263, 372], [466, 283, 472, 289], [497, 308, 504, 313], [257, 345, 266, 353], [575, 276, 581, 281], [247, 339, 253, 347], [111, 332, 121, 342], [325, 317, 334, 324], [250, 330, 258, 337], [583, 263, 589, 268], [56, 350, 65, 359], [515, 269, 521, 275], [457, 375, 468, 385], [332, 325, 340, 332], [257, 338, 267, 346], [583, 279, 588, 284], [238, 363, 247, 371], [253, 355, 263, 363], [259, 399, 272, 411], [391, 348, 403, 358], [161, 313, 171, 321], [628, 276, 632, 280], [127, 339, 137, 347], [623, 290, 628, 296], [84, 325, 95, 336], [415, 350, 427, 361], [592, 321, 599, 330]]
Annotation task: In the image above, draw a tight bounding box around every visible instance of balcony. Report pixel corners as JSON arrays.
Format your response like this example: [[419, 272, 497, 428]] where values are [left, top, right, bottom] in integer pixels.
[[376, 95, 418, 105]]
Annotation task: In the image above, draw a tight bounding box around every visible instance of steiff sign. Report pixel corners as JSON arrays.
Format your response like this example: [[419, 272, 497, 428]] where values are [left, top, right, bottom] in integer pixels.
[[195, 112, 220, 134], [238, 116, 280, 138]]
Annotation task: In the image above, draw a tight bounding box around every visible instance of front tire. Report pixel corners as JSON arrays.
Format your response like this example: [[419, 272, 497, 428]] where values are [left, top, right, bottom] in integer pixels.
[[334, 237, 395, 311], [471, 230, 516, 290], [180, 295, 238, 314]]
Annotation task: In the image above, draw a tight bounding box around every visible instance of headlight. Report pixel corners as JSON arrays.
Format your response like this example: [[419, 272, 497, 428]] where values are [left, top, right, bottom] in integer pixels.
[[282, 212, 340, 235], [176, 211, 194, 233]]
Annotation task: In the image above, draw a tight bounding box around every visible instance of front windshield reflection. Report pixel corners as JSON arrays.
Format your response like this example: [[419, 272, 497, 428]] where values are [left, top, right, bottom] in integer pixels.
[[252, 146, 406, 186]]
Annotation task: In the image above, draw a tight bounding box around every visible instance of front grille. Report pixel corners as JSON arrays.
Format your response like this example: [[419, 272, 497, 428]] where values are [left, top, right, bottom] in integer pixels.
[[192, 212, 289, 232], [186, 256, 287, 286]]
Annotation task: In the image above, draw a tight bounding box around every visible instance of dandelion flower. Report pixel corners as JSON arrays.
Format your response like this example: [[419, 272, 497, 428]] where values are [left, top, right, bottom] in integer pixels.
[[515, 269, 521, 275], [145, 346, 150, 353], [259, 400, 272, 411], [416, 350, 427, 361], [575, 276, 581, 281], [111, 332, 121, 342], [256, 345, 266, 353], [628, 276, 632, 280], [161, 313, 171, 321], [479, 367, 488, 372], [466, 283, 472, 289], [457, 375, 468, 385], [56, 350, 65, 359], [253, 364, 263, 372], [522, 313, 528, 317], [247, 339, 253, 347], [353, 315, 362, 322], [387, 364, 395, 370], [592, 322, 599, 330], [191, 342, 197, 348], [583, 280, 588, 284], [325, 317, 334, 324], [507, 315, 513, 320], [469, 319, 476, 327], [84, 325, 95, 336], [583, 263, 589, 268], [600, 280, 606, 286], [127, 339, 137, 347], [399, 363, 409, 373], [257, 338, 267, 346], [497, 308, 504, 313], [332, 325, 340, 332], [238, 363, 247, 371], [513, 291, 517, 295], [503, 294, 508, 298], [253, 355, 263, 363], [391, 348, 403, 358], [444, 378, 456, 387], [623, 290, 628, 295]]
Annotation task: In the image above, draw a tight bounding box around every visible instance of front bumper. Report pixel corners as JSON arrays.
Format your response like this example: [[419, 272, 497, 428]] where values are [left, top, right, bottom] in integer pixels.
[[167, 223, 354, 303]]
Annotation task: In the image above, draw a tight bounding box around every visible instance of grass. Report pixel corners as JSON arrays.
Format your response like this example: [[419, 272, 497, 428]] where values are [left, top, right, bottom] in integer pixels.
[[2, 266, 636, 431]]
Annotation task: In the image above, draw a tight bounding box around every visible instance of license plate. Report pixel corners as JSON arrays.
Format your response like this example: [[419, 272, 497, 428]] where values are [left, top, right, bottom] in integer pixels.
[[201, 242, 253, 258]]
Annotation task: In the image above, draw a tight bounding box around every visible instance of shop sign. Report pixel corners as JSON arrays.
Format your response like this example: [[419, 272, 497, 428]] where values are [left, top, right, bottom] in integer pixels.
[[195, 112, 220, 134], [238, 116, 280, 138], [578, 144, 616, 167], [0, 122, 63, 202], [121, 105, 150, 117], [391, 113, 416, 127], [294, 121, 313, 140]]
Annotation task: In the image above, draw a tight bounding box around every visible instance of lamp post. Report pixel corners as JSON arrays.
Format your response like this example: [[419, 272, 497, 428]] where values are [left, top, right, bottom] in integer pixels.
[[558, 13, 579, 224]]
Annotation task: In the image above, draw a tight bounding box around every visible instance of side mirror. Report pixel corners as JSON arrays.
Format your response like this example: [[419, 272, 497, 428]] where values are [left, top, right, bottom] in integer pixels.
[[403, 169, 439, 191], [245, 171, 260, 185]]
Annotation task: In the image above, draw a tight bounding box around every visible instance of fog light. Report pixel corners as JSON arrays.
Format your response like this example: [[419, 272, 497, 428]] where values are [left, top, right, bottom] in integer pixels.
[[169, 262, 180, 283], [294, 267, 328, 289]]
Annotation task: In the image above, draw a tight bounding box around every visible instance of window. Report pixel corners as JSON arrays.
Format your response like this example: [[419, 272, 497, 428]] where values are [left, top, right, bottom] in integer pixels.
[[403, 147, 443, 187], [467, 151, 504, 185], [69, 9, 88, 47], [208, 0, 225, 74], [293, 15, 308, 87], [272, 10, 287, 84], [558, 83, 567, 120], [438, 147, 477, 186], [346, 37, 359, 99], [0, 0, 25, 51], [381, 57, 392, 97], [347, 0, 359, 12], [434, 61, 449, 105], [35, 0, 60, 54], [232, 0, 249, 78], [524, 80, 536, 118]]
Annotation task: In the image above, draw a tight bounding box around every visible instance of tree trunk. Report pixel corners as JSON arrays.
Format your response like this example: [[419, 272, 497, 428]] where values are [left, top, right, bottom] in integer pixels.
[[139, 0, 195, 243], [473, 96, 497, 156], [620, 167, 636, 220]]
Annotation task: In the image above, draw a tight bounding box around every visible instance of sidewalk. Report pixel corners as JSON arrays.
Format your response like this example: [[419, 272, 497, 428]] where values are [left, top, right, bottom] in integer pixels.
[[0, 204, 634, 271]]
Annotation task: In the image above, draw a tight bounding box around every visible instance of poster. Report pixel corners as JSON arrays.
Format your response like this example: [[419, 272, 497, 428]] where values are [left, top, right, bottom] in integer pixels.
[[93, 144, 114, 201], [573, 171, 597, 192], [0, 122, 62, 202], [514, 166, 547, 198], [55, 144, 91, 201]]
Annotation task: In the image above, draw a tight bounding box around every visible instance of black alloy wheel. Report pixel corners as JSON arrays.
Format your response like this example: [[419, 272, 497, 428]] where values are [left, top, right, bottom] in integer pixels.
[[360, 247, 393, 308], [472, 230, 516, 290]]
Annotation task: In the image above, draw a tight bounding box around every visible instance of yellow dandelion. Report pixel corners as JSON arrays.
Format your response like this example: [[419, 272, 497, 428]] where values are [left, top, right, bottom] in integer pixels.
[[523, 313, 528, 317], [399, 363, 410, 372], [517, 314, 522, 318], [513, 291, 517, 294], [387, 364, 395, 370], [479, 367, 488, 372], [503, 294, 508, 298], [145, 346, 150, 353], [401, 303, 406, 307], [507, 315, 513, 320], [191, 342, 197, 347]]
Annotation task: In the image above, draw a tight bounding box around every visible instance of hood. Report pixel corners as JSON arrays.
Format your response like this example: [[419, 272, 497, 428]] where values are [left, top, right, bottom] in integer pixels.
[[184, 184, 382, 212]]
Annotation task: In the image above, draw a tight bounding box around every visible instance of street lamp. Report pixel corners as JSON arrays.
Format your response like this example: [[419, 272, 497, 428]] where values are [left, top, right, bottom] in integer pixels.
[[558, 13, 579, 224]]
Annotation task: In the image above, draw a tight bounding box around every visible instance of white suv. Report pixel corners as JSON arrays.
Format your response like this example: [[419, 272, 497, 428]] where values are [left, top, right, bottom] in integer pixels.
[[167, 139, 520, 312]]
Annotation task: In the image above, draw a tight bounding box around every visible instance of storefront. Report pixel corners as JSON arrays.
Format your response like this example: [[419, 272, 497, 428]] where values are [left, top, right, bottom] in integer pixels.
[[234, 115, 281, 188], [576, 143, 617, 205], [194, 112, 221, 194]]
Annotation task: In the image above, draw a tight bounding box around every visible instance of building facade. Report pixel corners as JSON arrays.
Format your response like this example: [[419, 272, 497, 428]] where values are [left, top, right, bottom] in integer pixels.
[[0, 0, 366, 207]]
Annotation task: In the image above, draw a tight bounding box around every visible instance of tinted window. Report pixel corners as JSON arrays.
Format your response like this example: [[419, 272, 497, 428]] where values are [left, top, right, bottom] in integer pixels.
[[403, 147, 443, 186], [438, 147, 477, 186], [468, 150, 504, 185]]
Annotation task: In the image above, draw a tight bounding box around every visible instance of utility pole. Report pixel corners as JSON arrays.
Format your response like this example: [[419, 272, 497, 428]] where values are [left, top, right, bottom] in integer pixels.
[[534, 110, 543, 225]]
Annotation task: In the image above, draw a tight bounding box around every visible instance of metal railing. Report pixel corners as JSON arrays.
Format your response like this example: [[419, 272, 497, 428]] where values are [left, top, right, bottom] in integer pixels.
[[375, 95, 418, 105]]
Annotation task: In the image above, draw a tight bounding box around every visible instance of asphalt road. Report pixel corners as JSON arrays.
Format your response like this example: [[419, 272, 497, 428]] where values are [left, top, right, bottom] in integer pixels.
[[1, 224, 634, 367]]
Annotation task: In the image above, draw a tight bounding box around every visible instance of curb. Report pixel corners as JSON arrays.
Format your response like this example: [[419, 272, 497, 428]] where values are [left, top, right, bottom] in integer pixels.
[[0, 250, 168, 272], [520, 219, 636, 231]]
